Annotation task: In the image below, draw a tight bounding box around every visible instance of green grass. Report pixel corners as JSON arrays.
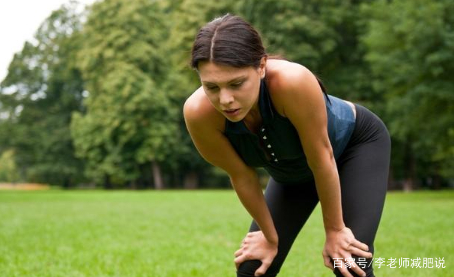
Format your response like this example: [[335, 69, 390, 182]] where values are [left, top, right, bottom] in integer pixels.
[[0, 190, 453, 277]]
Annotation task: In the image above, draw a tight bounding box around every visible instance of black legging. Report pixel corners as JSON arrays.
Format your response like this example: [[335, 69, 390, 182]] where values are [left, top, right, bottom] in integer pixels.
[[237, 104, 391, 277]]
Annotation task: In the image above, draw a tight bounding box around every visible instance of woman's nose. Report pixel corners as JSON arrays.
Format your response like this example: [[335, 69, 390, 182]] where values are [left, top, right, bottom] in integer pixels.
[[219, 89, 234, 105]]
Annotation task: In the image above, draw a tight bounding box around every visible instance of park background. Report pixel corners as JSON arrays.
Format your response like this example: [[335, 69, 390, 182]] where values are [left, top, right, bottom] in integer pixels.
[[0, 0, 453, 276]]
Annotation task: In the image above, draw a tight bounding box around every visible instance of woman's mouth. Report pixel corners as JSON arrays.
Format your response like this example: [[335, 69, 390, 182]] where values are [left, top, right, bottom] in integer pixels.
[[224, 108, 240, 116]]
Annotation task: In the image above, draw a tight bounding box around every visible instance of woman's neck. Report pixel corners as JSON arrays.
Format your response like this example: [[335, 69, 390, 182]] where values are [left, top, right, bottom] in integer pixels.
[[243, 100, 262, 134]]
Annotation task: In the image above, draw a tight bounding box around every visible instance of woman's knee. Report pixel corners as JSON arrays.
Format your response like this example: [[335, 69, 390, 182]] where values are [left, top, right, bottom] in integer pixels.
[[237, 260, 279, 277]]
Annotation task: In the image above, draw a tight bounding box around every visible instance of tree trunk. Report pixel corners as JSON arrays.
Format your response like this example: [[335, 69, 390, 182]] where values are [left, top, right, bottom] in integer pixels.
[[103, 174, 113, 190], [129, 180, 137, 190], [184, 171, 199, 189], [387, 167, 396, 190], [432, 174, 442, 190], [402, 178, 414, 192], [152, 161, 164, 190], [62, 176, 71, 189], [403, 142, 417, 191]]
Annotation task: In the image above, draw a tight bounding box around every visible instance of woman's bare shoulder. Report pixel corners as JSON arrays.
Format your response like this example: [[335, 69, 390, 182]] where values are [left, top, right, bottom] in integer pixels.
[[265, 59, 317, 116], [183, 86, 225, 132], [266, 59, 314, 92]]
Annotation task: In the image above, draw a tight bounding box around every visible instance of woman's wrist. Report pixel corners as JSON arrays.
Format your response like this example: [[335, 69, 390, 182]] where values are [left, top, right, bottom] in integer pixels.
[[268, 237, 279, 246], [263, 232, 279, 246], [324, 223, 346, 234]]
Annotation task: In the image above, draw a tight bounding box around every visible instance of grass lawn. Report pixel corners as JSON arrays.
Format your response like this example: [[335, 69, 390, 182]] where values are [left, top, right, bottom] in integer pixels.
[[0, 189, 452, 277]]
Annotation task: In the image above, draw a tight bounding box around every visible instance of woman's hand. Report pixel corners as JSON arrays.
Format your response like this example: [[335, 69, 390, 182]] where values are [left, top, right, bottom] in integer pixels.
[[322, 227, 372, 277], [234, 231, 278, 276]]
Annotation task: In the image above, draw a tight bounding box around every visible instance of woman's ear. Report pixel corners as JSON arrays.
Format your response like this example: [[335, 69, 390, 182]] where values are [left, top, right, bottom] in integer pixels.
[[259, 56, 267, 79]]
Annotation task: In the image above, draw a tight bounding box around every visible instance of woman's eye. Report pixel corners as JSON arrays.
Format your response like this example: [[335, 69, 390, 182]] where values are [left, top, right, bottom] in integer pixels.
[[231, 82, 243, 88], [206, 86, 218, 91]]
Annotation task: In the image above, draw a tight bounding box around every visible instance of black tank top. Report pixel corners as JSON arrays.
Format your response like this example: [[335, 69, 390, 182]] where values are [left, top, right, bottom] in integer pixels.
[[224, 79, 356, 183]]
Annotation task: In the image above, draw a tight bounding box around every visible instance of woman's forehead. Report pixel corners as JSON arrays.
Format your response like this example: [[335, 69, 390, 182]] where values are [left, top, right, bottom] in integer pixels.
[[198, 61, 253, 84]]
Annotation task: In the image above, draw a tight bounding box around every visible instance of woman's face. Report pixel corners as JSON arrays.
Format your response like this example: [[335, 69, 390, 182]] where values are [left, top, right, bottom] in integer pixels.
[[198, 60, 266, 122]]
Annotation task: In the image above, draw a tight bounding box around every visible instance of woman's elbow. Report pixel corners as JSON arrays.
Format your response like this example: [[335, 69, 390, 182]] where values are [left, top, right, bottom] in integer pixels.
[[307, 148, 336, 174]]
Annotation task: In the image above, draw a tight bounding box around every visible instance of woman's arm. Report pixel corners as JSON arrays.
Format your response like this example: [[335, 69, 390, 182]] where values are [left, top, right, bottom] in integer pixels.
[[268, 62, 371, 277], [273, 66, 344, 233], [183, 88, 278, 245], [184, 93, 278, 275]]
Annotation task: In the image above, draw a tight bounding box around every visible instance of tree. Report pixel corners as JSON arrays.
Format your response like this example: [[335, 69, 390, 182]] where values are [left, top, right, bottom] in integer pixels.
[[361, 0, 454, 189], [0, 149, 20, 183], [72, 0, 179, 188], [0, 2, 87, 187]]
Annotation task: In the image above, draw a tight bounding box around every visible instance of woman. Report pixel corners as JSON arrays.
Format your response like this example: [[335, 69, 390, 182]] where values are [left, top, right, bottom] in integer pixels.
[[184, 14, 390, 277]]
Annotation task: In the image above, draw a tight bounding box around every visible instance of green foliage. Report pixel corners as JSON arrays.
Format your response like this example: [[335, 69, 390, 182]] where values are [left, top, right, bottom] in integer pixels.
[[0, 2, 87, 187], [0, 149, 20, 182], [1, 0, 453, 187], [361, 0, 454, 179], [71, 0, 180, 186]]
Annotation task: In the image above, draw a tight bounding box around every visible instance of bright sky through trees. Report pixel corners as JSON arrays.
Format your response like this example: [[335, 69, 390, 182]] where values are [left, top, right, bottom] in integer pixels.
[[0, 0, 95, 81]]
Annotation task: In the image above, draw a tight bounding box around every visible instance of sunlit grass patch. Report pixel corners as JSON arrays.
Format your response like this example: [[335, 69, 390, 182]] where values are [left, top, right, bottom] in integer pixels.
[[0, 190, 452, 276]]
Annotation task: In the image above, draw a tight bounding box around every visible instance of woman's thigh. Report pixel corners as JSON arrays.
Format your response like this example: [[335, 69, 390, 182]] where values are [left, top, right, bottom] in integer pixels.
[[334, 105, 391, 276]]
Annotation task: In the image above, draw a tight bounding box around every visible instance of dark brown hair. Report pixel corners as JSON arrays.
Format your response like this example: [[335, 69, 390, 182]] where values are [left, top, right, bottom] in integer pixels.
[[190, 14, 328, 94], [191, 14, 266, 70]]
